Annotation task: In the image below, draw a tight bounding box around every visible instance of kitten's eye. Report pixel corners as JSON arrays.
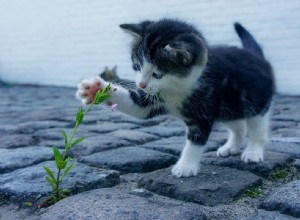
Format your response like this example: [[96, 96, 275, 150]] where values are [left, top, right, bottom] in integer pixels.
[[152, 72, 162, 79], [133, 64, 141, 72]]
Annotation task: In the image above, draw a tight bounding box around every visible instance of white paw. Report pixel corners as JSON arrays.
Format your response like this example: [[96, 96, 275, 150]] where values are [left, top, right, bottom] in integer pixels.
[[217, 143, 239, 157], [76, 76, 108, 105], [171, 162, 199, 178], [241, 147, 264, 163]]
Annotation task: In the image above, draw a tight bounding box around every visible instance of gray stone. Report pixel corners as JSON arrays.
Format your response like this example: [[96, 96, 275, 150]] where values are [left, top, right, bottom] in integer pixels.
[[271, 137, 300, 143], [294, 159, 300, 169], [0, 161, 119, 204], [240, 209, 298, 220], [20, 109, 73, 123], [140, 136, 219, 156], [202, 151, 293, 177], [38, 140, 65, 149], [33, 127, 96, 141], [272, 128, 300, 138], [0, 124, 19, 134], [271, 121, 297, 131], [102, 111, 167, 126], [209, 131, 227, 144], [139, 165, 261, 206], [82, 121, 140, 133], [0, 204, 40, 220], [39, 188, 207, 220], [138, 124, 185, 137], [0, 134, 36, 148], [16, 121, 70, 134], [266, 141, 300, 158], [78, 147, 177, 173], [140, 136, 186, 156], [108, 129, 159, 144], [260, 180, 300, 218], [272, 110, 300, 122], [0, 146, 53, 173], [68, 134, 131, 157]]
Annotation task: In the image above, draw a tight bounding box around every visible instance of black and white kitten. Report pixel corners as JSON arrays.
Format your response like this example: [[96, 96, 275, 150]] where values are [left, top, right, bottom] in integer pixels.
[[100, 66, 136, 89], [76, 19, 274, 178]]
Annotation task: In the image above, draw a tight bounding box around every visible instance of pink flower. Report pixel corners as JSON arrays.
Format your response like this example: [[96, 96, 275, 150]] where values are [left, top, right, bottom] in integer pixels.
[[111, 104, 118, 112]]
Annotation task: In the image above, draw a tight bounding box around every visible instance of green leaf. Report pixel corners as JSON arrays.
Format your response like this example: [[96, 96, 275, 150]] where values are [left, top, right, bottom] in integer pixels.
[[25, 202, 33, 207], [53, 147, 62, 167], [103, 84, 111, 94], [62, 189, 71, 193], [71, 137, 85, 147], [61, 130, 68, 146], [94, 94, 110, 105], [93, 84, 111, 105], [76, 107, 84, 124], [61, 163, 74, 180], [58, 160, 67, 169], [65, 156, 72, 163], [45, 176, 56, 189], [43, 166, 56, 183]]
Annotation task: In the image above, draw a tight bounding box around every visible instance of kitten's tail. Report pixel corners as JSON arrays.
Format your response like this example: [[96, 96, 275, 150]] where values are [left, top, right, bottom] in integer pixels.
[[234, 22, 264, 58]]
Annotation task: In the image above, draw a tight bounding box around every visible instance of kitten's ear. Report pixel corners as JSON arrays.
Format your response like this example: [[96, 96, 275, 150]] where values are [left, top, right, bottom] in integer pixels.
[[112, 65, 117, 73], [163, 44, 193, 65], [120, 23, 142, 38], [120, 20, 152, 38]]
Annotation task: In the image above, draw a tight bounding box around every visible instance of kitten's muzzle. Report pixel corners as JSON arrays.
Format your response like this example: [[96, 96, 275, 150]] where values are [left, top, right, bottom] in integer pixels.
[[139, 82, 147, 89]]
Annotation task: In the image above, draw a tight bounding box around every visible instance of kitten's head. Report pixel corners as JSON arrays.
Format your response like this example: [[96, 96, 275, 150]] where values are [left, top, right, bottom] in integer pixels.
[[120, 19, 208, 95], [100, 66, 119, 82]]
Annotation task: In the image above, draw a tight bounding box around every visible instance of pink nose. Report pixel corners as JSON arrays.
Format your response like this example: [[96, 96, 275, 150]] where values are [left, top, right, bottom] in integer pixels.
[[139, 83, 147, 89]]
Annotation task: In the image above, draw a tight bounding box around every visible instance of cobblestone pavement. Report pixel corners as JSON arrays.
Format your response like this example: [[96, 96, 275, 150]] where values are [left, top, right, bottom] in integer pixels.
[[0, 85, 300, 220]]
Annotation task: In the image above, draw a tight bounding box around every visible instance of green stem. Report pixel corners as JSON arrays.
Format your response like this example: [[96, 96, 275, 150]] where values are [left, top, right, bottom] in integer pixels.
[[55, 169, 61, 200], [54, 102, 95, 200]]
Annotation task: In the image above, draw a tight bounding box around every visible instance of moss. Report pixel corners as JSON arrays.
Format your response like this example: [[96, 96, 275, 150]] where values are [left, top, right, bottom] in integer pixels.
[[244, 187, 262, 198], [272, 169, 288, 179]]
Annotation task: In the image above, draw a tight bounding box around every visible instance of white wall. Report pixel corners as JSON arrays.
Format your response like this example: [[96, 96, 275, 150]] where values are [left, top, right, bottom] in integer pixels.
[[0, 0, 299, 94]]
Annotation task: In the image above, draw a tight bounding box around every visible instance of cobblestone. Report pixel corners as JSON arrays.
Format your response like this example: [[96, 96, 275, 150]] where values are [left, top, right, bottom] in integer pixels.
[[78, 147, 177, 173], [39, 188, 207, 220], [202, 151, 293, 177], [260, 180, 300, 218], [0, 134, 37, 148], [139, 165, 261, 206], [0, 146, 53, 173], [0, 85, 300, 219], [0, 161, 119, 204]]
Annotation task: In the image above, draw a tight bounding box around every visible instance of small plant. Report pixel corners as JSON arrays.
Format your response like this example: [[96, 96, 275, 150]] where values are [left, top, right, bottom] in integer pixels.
[[244, 187, 262, 198], [40, 84, 115, 207], [272, 168, 288, 179]]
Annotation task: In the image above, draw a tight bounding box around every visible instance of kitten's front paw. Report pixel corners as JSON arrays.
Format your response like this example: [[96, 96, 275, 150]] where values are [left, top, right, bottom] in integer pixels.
[[241, 147, 264, 163], [217, 143, 239, 157], [76, 76, 108, 105], [171, 162, 199, 178]]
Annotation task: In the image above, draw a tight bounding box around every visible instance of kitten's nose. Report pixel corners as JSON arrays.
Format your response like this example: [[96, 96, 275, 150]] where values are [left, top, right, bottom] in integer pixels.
[[139, 83, 147, 89]]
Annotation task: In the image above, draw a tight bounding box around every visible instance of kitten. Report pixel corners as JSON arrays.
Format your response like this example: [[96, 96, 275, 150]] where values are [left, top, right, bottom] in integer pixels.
[[100, 66, 119, 82], [100, 66, 136, 89], [76, 19, 274, 178]]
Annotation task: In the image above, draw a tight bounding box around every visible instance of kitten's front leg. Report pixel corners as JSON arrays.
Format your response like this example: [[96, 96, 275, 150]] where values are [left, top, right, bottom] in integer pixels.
[[172, 123, 212, 178], [171, 140, 204, 177], [76, 76, 165, 119]]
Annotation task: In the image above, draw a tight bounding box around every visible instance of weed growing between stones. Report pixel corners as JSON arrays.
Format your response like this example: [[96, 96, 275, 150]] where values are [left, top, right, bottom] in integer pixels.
[[39, 84, 114, 208], [244, 187, 262, 198], [272, 168, 288, 179]]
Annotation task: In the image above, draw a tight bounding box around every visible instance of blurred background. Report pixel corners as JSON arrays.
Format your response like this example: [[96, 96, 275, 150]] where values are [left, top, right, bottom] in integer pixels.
[[0, 0, 299, 94]]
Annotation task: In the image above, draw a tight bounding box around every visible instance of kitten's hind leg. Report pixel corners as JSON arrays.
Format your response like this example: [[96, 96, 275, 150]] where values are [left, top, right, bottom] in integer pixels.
[[217, 120, 246, 157], [242, 112, 269, 163]]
